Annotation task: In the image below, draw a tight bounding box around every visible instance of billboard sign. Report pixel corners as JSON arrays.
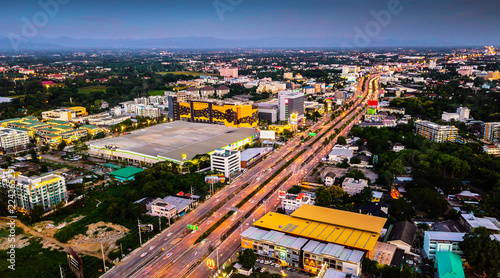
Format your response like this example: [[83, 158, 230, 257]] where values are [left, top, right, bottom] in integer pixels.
[[241, 239, 254, 249], [260, 130, 276, 140], [289, 112, 298, 125], [368, 100, 378, 107], [278, 190, 286, 198], [140, 224, 154, 232], [206, 259, 216, 270], [205, 174, 226, 184], [187, 224, 199, 231]]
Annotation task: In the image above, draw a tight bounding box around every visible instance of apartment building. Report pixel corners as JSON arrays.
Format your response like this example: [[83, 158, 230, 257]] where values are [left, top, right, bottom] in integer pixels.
[[483, 122, 500, 142], [135, 105, 160, 118], [0, 168, 67, 211], [210, 149, 241, 177], [415, 120, 458, 142], [423, 231, 465, 260], [0, 127, 30, 154]]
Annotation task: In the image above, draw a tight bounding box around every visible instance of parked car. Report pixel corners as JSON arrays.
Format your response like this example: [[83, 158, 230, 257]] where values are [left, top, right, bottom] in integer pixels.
[[140, 252, 147, 258]]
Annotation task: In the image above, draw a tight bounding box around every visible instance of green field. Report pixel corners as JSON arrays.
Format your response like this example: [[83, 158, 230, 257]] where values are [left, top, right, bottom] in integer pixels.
[[148, 90, 166, 96], [78, 86, 108, 94], [155, 71, 218, 77]]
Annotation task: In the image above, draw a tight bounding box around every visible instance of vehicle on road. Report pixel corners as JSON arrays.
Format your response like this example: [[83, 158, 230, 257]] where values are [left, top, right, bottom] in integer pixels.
[[167, 232, 172, 237], [149, 245, 155, 251], [163, 253, 173, 260], [140, 252, 147, 258]]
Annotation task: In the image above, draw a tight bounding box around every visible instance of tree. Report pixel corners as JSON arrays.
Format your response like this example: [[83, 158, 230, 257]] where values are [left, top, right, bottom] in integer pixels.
[[328, 186, 345, 199], [30, 204, 45, 223], [460, 227, 500, 276], [407, 188, 448, 218], [239, 249, 257, 269], [337, 135, 347, 145], [315, 186, 333, 207], [73, 140, 88, 154], [57, 140, 67, 151], [388, 198, 416, 222], [481, 187, 500, 219], [350, 156, 361, 164], [29, 149, 39, 162]]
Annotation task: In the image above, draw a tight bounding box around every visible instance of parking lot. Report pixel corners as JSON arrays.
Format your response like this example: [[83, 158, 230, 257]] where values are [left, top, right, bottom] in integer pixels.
[[254, 259, 316, 278]]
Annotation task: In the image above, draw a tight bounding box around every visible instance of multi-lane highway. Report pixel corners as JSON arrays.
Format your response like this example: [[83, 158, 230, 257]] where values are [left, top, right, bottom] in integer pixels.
[[102, 80, 357, 278], [103, 74, 380, 278], [185, 74, 381, 278]]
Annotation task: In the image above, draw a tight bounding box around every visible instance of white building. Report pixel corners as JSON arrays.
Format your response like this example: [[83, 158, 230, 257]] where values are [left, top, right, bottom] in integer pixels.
[[423, 231, 465, 260], [150, 199, 177, 219], [324, 172, 336, 187], [210, 149, 241, 178], [0, 168, 67, 211], [342, 178, 368, 196], [328, 145, 354, 163], [278, 191, 314, 214], [136, 105, 160, 118], [441, 107, 470, 122], [460, 213, 500, 233], [0, 127, 30, 154], [391, 143, 405, 152]]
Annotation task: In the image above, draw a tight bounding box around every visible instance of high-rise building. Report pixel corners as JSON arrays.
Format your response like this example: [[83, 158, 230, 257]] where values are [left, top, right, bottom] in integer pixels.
[[210, 149, 241, 178], [278, 90, 305, 122], [0, 168, 67, 211], [0, 127, 30, 154], [457, 107, 470, 121], [415, 121, 458, 142], [483, 122, 500, 142]]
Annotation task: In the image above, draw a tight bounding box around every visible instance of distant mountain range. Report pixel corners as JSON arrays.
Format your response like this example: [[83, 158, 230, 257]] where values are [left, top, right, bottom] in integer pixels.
[[0, 36, 488, 51]]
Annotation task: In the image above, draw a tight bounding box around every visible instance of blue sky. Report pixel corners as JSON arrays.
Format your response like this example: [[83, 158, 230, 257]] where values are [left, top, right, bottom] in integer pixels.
[[0, 0, 498, 44]]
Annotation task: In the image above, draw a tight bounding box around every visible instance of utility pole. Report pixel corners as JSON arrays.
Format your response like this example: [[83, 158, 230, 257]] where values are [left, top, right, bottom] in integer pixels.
[[159, 217, 161, 231], [101, 243, 106, 272], [138, 219, 142, 246], [216, 247, 219, 270], [120, 243, 123, 258], [59, 265, 64, 278]]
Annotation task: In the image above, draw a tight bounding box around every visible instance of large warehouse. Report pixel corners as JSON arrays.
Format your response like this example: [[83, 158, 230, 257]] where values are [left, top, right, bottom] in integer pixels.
[[241, 205, 387, 275], [88, 121, 258, 164]]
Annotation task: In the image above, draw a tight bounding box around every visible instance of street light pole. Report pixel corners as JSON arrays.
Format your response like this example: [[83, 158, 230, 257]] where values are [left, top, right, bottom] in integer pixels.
[[138, 219, 142, 246]]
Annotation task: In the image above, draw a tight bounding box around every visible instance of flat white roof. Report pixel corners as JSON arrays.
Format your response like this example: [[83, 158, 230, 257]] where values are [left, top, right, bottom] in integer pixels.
[[425, 231, 465, 242], [323, 269, 347, 278], [461, 214, 500, 231]]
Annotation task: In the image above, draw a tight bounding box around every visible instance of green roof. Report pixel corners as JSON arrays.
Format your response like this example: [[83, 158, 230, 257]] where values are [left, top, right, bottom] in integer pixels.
[[0, 118, 21, 123], [110, 167, 144, 179], [47, 120, 69, 125], [436, 252, 465, 278], [82, 125, 99, 129], [11, 127, 30, 132], [23, 116, 38, 120], [104, 163, 122, 170]]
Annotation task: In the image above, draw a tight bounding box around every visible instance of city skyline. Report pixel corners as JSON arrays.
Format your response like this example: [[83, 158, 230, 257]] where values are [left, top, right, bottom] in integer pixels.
[[0, 0, 499, 50]]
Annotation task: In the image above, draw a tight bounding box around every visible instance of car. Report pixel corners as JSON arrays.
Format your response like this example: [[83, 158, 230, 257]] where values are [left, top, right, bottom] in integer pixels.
[[167, 232, 172, 237], [149, 245, 155, 251], [275, 263, 281, 268], [140, 252, 147, 258], [163, 252, 173, 260], [191, 230, 196, 234], [164, 237, 168, 241], [260, 267, 266, 273], [201, 239, 207, 244]]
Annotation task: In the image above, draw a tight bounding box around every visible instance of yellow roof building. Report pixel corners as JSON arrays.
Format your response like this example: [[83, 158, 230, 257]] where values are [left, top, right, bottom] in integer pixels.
[[253, 205, 386, 251]]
